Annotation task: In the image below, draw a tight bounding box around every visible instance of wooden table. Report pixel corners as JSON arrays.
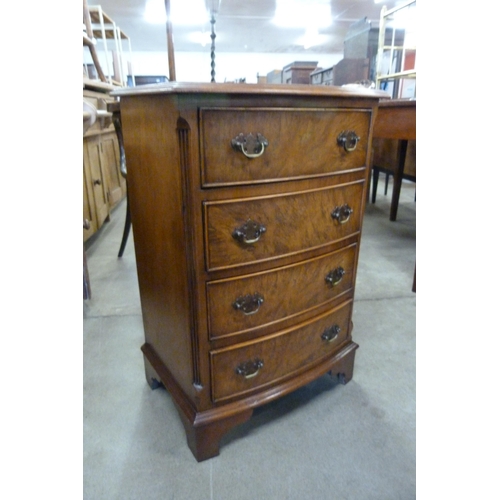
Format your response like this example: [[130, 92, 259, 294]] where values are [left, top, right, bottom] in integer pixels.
[[373, 99, 416, 292], [372, 99, 416, 221]]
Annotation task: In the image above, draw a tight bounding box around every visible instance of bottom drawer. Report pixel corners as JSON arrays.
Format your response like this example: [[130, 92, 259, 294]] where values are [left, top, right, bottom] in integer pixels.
[[210, 300, 353, 403]]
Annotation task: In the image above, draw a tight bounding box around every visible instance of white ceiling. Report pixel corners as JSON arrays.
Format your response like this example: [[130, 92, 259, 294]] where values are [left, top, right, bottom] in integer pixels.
[[89, 0, 405, 55]]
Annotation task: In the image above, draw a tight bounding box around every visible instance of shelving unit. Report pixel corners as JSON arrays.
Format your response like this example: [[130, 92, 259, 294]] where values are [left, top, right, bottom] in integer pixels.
[[84, 5, 134, 86], [83, 2, 127, 243], [375, 0, 416, 99]]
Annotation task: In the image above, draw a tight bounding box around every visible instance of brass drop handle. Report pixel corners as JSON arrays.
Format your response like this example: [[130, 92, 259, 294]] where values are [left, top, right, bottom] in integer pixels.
[[232, 219, 267, 245], [235, 359, 264, 379], [231, 132, 269, 158], [331, 204, 353, 224], [337, 130, 360, 152], [325, 267, 345, 287], [233, 293, 264, 315], [321, 325, 341, 343]]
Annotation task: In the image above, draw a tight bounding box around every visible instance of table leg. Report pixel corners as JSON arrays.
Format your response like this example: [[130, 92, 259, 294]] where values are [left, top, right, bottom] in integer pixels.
[[390, 139, 408, 221]]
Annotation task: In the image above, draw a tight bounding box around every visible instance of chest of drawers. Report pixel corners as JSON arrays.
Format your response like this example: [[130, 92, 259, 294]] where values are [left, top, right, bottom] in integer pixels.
[[114, 82, 384, 461]]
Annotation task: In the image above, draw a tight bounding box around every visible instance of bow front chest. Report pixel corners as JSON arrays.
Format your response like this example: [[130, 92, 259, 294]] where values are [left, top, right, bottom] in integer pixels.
[[114, 82, 384, 461]]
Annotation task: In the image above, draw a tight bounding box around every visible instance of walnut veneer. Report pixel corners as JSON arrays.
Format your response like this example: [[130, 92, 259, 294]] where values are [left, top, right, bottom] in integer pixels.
[[113, 82, 385, 461]]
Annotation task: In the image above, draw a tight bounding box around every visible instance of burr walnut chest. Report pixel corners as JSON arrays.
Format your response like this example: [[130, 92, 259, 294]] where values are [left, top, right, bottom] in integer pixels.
[[113, 82, 384, 461]]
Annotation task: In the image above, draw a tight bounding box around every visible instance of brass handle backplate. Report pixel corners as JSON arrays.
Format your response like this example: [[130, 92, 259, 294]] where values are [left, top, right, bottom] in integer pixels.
[[233, 293, 264, 315], [232, 219, 266, 245], [321, 325, 341, 343], [325, 267, 345, 287], [231, 132, 269, 158], [337, 130, 360, 152], [235, 359, 264, 379], [331, 204, 353, 224]]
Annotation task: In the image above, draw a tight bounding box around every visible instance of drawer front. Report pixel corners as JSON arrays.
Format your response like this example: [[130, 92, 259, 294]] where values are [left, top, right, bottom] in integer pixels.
[[207, 244, 357, 339], [210, 301, 353, 402], [200, 108, 370, 186], [204, 181, 363, 271]]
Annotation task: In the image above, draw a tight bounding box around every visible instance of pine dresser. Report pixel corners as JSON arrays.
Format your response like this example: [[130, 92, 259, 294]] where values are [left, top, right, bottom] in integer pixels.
[[113, 82, 386, 461]]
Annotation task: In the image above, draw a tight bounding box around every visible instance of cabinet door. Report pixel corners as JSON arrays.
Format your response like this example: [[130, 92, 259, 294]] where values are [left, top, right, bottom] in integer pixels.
[[101, 132, 125, 208], [83, 135, 109, 229], [83, 158, 96, 241]]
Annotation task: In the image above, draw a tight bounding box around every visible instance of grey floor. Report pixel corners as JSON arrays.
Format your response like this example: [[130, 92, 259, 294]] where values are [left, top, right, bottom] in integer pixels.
[[83, 177, 416, 500]]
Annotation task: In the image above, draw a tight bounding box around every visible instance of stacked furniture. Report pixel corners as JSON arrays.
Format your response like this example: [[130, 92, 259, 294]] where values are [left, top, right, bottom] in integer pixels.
[[83, 2, 128, 243]]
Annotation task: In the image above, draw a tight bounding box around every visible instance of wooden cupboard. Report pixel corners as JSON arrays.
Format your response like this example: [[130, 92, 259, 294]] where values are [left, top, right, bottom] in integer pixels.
[[83, 82, 126, 241]]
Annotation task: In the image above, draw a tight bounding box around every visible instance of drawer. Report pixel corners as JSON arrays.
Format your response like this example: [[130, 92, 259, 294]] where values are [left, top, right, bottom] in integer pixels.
[[210, 301, 353, 403], [207, 244, 357, 339], [204, 181, 363, 271], [200, 108, 370, 186]]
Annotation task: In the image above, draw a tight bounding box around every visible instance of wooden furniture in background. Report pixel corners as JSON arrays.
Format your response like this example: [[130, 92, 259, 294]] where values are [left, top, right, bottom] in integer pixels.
[[310, 59, 369, 87], [85, 3, 134, 86], [83, 0, 106, 83], [107, 100, 131, 257], [83, 100, 97, 299], [371, 138, 415, 203], [282, 61, 318, 84], [310, 17, 405, 89], [343, 18, 380, 83], [372, 98, 416, 293], [266, 69, 283, 84], [310, 65, 334, 86], [372, 99, 416, 221], [113, 82, 385, 461], [333, 58, 369, 86], [83, 80, 126, 242], [83, 2, 128, 245]]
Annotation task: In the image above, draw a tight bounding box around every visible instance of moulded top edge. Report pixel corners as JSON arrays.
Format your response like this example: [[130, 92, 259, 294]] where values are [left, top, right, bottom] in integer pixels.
[[111, 81, 391, 100]]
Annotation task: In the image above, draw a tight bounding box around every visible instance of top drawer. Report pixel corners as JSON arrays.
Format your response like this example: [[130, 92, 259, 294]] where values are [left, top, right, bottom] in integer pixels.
[[200, 108, 371, 187]]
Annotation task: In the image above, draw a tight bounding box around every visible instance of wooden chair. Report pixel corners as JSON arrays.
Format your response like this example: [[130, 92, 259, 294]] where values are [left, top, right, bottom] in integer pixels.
[[106, 101, 130, 257], [108, 0, 176, 258], [83, 0, 107, 83]]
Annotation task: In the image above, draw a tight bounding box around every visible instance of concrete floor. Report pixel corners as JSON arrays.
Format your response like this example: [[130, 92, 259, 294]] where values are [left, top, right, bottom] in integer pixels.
[[83, 177, 416, 500]]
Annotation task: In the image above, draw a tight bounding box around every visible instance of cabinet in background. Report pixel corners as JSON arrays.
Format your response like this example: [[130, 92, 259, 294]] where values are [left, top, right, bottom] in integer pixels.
[[282, 61, 318, 84], [83, 134, 109, 239], [83, 81, 126, 242]]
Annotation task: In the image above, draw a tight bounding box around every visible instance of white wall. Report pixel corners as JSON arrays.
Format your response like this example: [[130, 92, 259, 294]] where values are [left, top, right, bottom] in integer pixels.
[[88, 50, 343, 84]]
